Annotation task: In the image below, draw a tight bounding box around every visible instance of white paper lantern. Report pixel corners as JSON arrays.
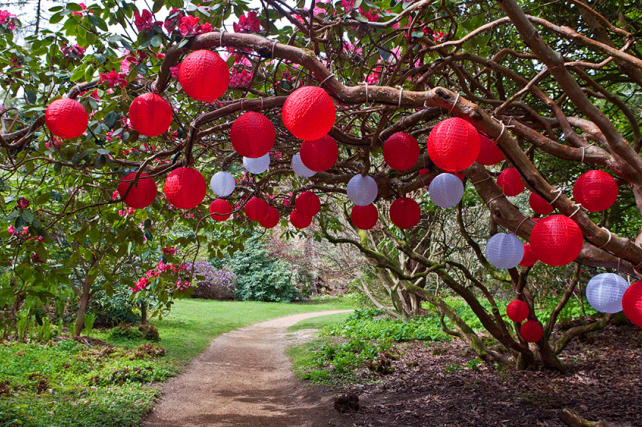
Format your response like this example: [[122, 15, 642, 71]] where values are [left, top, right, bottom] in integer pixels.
[[292, 153, 316, 178], [347, 174, 378, 206], [485, 233, 524, 269], [210, 171, 235, 197], [429, 173, 464, 208], [243, 153, 270, 174], [586, 273, 629, 314]]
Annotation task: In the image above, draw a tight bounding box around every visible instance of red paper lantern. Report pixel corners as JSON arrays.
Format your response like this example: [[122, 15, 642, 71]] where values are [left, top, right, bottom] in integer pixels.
[[129, 93, 173, 137], [622, 281, 642, 328], [519, 243, 538, 267], [350, 204, 378, 230], [497, 168, 524, 196], [530, 215, 583, 266], [118, 172, 157, 209], [45, 98, 88, 139], [209, 199, 232, 222], [290, 209, 312, 229], [389, 197, 421, 229], [300, 135, 338, 172], [419, 168, 429, 176], [529, 192, 554, 215], [506, 300, 529, 322], [282, 86, 336, 141], [520, 320, 543, 343], [573, 170, 618, 213], [230, 112, 275, 158], [476, 133, 505, 166], [295, 191, 321, 217], [260, 206, 280, 229], [178, 50, 229, 102], [245, 197, 269, 221], [384, 132, 419, 171], [164, 167, 206, 210], [426, 117, 480, 172]]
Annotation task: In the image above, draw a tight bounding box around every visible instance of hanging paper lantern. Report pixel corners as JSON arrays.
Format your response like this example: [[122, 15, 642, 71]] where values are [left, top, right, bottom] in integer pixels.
[[259, 206, 280, 229], [485, 233, 524, 269], [520, 320, 543, 343], [243, 153, 270, 174], [497, 168, 524, 197], [426, 117, 480, 172], [282, 86, 336, 141], [295, 191, 321, 217], [245, 197, 269, 221], [347, 175, 378, 206], [350, 204, 378, 230], [117, 172, 157, 209], [429, 173, 464, 208], [383, 132, 419, 171], [506, 300, 529, 323], [573, 170, 618, 213], [231, 112, 275, 158], [164, 167, 207, 210], [529, 192, 554, 216], [128, 93, 173, 137], [292, 153, 317, 178], [300, 135, 339, 172], [209, 199, 232, 222], [45, 98, 88, 139], [530, 215, 583, 266], [476, 133, 505, 166], [178, 50, 230, 102], [622, 281, 642, 328], [519, 243, 538, 267], [389, 197, 421, 229], [210, 171, 235, 197], [585, 273, 628, 314], [419, 168, 430, 176], [290, 209, 312, 229]]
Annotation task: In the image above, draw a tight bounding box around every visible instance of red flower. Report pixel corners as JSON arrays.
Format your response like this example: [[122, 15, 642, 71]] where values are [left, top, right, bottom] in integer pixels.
[[100, 70, 128, 88], [178, 15, 200, 36], [164, 8, 184, 33], [233, 11, 260, 33], [17, 197, 30, 210], [134, 9, 161, 33]]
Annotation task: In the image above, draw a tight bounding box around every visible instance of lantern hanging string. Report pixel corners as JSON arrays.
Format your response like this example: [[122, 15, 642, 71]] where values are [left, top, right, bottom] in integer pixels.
[[448, 93, 461, 114], [491, 116, 514, 143], [598, 227, 612, 249], [514, 216, 530, 235], [271, 40, 278, 59], [486, 193, 506, 207], [219, 30, 225, 47], [319, 73, 335, 87], [550, 188, 563, 204], [397, 86, 404, 108], [358, 82, 370, 104], [471, 175, 493, 185], [259, 97, 264, 110], [568, 203, 583, 218]]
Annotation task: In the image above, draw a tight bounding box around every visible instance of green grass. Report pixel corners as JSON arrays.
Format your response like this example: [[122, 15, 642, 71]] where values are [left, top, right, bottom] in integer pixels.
[[287, 312, 353, 332]]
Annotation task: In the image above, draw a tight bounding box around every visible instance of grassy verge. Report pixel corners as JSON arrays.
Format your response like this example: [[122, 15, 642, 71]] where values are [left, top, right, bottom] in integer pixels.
[[0, 297, 355, 427]]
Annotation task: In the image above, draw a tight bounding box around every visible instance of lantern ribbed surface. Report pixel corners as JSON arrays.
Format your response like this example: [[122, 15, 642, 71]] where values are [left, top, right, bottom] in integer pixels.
[[178, 50, 229, 102], [485, 233, 524, 269], [384, 132, 419, 171], [231, 112, 275, 158], [497, 168, 524, 197], [351, 204, 378, 230], [243, 153, 270, 174], [529, 192, 554, 215], [45, 98, 88, 139], [507, 300, 529, 323], [573, 170, 618, 213], [622, 282, 642, 328], [209, 199, 232, 222], [245, 197, 269, 221], [260, 206, 280, 229], [282, 86, 336, 141], [519, 243, 538, 267], [585, 273, 628, 314], [117, 172, 157, 209], [164, 167, 206, 210], [300, 135, 338, 172], [210, 172, 235, 197], [295, 191, 321, 217], [128, 93, 173, 137], [347, 175, 378, 206], [429, 173, 464, 208], [290, 209, 312, 229], [520, 320, 543, 343], [292, 153, 316, 178], [389, 197, 421, 229], [476, 133, 505, 166], [530, 215, 583, 266], [426, 118, 480, 172]]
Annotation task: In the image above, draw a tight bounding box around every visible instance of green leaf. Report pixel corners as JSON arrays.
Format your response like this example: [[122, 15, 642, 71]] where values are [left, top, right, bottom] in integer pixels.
[[21, 211, 34, 224], [150, 34, 162, 48], [50, 12, 64, 24], [67, 3, 83, 12]]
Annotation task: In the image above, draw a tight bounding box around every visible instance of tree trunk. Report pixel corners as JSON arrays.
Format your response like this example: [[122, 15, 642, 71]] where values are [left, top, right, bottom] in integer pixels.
[[140, 301, 148, 325], [73, 276, 92, 337]]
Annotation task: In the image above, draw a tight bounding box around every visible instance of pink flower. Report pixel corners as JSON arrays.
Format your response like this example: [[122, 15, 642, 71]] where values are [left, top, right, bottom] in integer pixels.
[[61, 44, 86, 58], [133, 9, 161, 33], [17, 197, 30, 210], [433, 31, 447, 42], [233, 11, 260, 33], [341, 0, 355, 10], [358, 7, 378, 22], [0, 10, 17, 30], [230, 68, 252, 87], [7, 225, 15, 235], [71, 3, 87, 17], [170, 64, 181, 79], [21, 226, 29, 235], [162, 246, 177, 255], [100, 70, 128, 88], [178, 15, 200, 36], [164, 8, 184, 33]]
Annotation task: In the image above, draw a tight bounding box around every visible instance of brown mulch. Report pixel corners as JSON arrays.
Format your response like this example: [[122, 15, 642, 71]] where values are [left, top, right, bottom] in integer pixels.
[[341, 323, 642, 427]]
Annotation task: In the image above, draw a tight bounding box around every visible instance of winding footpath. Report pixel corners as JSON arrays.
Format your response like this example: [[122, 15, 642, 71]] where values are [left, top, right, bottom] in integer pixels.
[[143, 310, 352, 427]]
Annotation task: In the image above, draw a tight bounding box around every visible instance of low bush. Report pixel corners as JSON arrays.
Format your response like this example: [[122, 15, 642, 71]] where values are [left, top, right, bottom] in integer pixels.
[[89, 287, 140, 327]]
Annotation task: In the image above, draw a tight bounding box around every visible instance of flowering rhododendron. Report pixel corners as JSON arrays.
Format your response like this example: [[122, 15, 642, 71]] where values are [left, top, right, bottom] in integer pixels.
[[0, 10, 17, 30], [17, 197, 30, 210], [100, 70, 128, 88], [71, 3, 87, 17], [233, 11, 260, 33], [133, 9, 161, 33], [164, 7, 184, 33], [61, 44, 86, 58], [230, 68, 252, 87], [162, 246, 177, 255], [177, 15, 212, 37], [7, 225, 15, 235]]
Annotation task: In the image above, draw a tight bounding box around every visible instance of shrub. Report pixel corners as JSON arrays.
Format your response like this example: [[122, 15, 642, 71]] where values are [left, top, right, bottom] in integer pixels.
[[109, 324, 144, 341], [90, 287, 140, 327], [188, 262, 236, 300], [138, 324, 160, 342]]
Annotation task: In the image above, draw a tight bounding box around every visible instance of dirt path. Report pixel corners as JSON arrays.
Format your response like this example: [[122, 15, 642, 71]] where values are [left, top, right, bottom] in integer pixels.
[[143, 310, 352, 427]]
